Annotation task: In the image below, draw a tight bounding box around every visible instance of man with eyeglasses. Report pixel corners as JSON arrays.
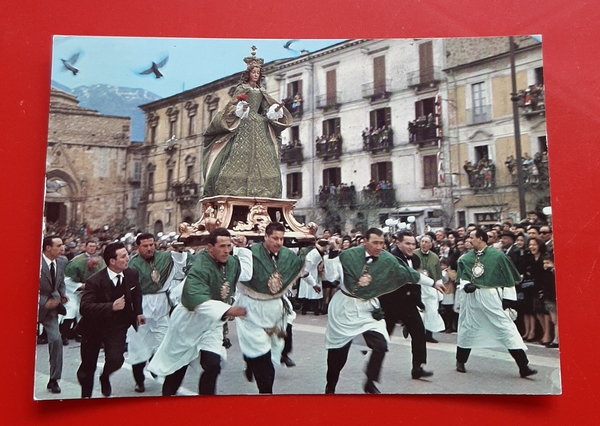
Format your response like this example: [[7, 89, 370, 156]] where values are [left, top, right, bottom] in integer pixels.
[[539, 226, 553, 255]]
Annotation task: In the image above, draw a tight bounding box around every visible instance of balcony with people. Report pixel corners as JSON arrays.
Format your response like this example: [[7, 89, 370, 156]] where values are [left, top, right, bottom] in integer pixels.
[[361, 179, 396, 208], [280, 140, 304, 165], [315, 134, 343, 160], [504, 152, 550, 186], [463, 158, 496, 191], [282, 93, 303, 119], [362, 125, 393, 153], [517, 84, 545, 118], [316, 182, 357, 208], [408, 113, 441, 147]]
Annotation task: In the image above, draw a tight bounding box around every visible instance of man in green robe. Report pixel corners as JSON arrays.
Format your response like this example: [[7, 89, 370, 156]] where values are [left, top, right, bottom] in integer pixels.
[[455, 228, 537, 378], [147, 228, 249, 395], [325, 228, 445, 394], [126, 233, 175, 393], [235, 222, 305, 393]]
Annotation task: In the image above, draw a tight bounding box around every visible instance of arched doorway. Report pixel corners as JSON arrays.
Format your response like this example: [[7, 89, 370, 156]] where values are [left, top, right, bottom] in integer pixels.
[[154, 220, 164, 235]]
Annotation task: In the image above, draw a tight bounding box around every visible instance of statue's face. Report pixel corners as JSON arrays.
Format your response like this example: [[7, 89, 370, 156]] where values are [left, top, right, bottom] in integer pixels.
[[249, 67, 261, 84]]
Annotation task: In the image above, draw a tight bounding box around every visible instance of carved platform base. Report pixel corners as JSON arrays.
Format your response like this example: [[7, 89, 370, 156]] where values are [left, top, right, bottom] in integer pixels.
[[178, 195, 317, 248]]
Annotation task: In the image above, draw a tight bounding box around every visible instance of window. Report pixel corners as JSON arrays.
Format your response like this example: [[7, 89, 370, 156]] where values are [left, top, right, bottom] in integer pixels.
[[535, 67, 544, 85], [415, 98, 436, 118], [370, 107, 391, 129], [286, 172, 303, 198], [323, 167, 341, 189], [147, 164, 155, 192], [472, 82, 488, 124], [167, 107, 179, 138], [322, 118, 341, 137], [132, 188, 140, 208], [166, 168, 173, 199], [326, 70, 337, 106], [538, 136, 547, 153], [373, 55, 386, 94], [474, 145, 489, 163], [188, 116, 195, 136], [186, 165, 193, 181], [371, 161, 393, 184], [457, 211, 466, 228], [290, 126, 300, 143], [423, 155, 438, 187], [133, 162, 142, 182], [419, 41, 434, 84], [150, 126, 156, 145]]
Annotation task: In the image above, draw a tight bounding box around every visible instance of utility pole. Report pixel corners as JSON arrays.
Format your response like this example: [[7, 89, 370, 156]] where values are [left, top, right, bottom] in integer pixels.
[[509, 36, 527, 220]]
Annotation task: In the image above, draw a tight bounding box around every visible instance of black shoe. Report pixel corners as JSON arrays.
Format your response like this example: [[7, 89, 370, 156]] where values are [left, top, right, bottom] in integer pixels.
[[244, 368, 254, 382], [411, 367, 434, 379], [545, 342, 559, 349], [363, 380, 381, 394], [325, 386, 335, 394], [456, 362, 466, 373], [520, 366, 538, 378], [402, 326, 409, 339], [62, 336, 69, 346], [47, 380, 61, 394], [134, 384, 145, 393], [314, 310, 320, 316], [425, 335, 438, 343], [100, 374, 112, 397], [37, 336, 48, 345], [280, 355, 296, 367]]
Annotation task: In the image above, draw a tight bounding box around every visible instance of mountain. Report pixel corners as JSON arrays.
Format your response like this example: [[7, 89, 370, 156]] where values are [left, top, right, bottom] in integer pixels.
[[50, 81, 162, 141]]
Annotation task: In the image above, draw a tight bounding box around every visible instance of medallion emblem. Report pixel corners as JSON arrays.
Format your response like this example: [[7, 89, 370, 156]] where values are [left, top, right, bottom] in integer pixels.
[[267, 272, 283, 294], [472, 262, 484, 278]]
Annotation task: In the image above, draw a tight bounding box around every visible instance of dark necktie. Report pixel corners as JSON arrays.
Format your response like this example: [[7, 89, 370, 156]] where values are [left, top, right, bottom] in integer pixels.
[[366, 255, 377, 264], [116, 275, 122, 287], [50, 262, 56, 289]]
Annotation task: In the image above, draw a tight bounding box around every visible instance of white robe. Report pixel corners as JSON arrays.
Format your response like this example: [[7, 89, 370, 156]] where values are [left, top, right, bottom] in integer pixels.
[[325, 290, 389, 349], [126, 252, 187, 365], [147, 300, 230, 377], [456, 281, 526, 350], [420, 283, 445, 332], [234, 291, 292, 365], [297, 248, 323, 300]]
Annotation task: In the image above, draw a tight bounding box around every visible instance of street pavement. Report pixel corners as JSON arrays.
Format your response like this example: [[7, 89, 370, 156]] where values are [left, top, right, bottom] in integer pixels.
[[34, 310, 561, 400]]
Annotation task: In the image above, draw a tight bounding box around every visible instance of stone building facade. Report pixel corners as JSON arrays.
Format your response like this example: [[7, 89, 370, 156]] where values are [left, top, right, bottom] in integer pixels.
[[45, 87, 134, 232], [441, 36, 548, 227]]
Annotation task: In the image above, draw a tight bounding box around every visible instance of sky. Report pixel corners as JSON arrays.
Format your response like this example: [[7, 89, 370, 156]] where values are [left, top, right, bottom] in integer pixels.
[[51, 37, 347, 98]]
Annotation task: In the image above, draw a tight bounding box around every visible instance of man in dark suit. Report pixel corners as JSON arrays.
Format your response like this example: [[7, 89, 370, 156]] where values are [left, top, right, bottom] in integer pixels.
[[76, 242, 145, 398], [39, 235, 68, 394], [378, 230, 433, 380]]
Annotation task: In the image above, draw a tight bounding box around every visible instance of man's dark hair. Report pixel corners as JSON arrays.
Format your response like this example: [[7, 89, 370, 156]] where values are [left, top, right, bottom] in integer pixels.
[[42, 235, 60, 252], [103, 242, 126, 265], [208, 227, 231, 246], [473, 228, 488, 243], [365, 227, 383, 241], [265, 222, 286, 236], [394, 229, 415, 242], [136, 232, 155, 246], [85, 239, 98, 246]]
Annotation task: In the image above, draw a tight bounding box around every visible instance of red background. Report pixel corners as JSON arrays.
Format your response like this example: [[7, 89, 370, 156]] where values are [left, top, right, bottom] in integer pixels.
[[1, 1, 597, 424]]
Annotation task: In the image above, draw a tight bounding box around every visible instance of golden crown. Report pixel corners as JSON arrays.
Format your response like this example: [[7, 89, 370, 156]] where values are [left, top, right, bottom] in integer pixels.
[[243, 45, 264, 69]]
